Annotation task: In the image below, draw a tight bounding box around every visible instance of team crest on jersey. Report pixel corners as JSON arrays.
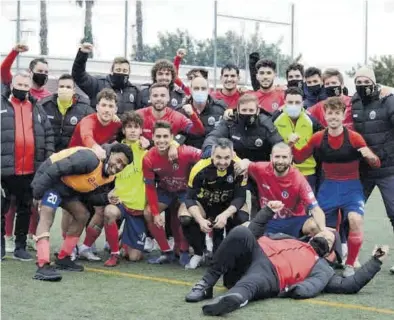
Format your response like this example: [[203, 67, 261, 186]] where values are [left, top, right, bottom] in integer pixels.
[[129, 93, 135, 103], [70, 116, 78, 125], [281, 190, 289, 199], [171, 98, 178, 107], [227, 175, 234, 183], [255, 138, 263, 147], [208, 116, 216, 126], [172, 162, 179, 170], [272, 103, 279, 110], [369, 110, 376, 120]]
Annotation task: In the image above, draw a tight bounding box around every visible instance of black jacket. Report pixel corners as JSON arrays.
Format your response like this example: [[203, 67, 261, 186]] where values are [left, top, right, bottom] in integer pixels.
[[39, 94, 95, 152], [351, 92, 394, 179], [1, 94, 54, 177], [249, 207, 383, 299], [175, 96, 226, 149], [202, 114, 283, 161], [140, 83, 185, 109], [72, 49, 141, 114]]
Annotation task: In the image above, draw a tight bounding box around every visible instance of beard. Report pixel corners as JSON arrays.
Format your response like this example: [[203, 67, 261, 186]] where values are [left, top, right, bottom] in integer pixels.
[[273, 163, 290, 174], [260, 80, 274, 90]]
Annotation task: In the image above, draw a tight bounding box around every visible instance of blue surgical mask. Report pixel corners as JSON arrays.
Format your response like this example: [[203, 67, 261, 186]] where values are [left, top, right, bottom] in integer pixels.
[[192, 91, 208, 104], [285, 104, 302, 119]]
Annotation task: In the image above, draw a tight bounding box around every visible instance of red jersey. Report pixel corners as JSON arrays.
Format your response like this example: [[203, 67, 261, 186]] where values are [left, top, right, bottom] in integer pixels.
[[292, 129, 380, 180], [10, 97, 35, 175], [1, 50, 51, 100], [143, 145, 202, 215], [136, 106, 204, 140], [210, 90, 241, 109], [248, 162, 317, 219], [307, 95, 353, 130], [250, 88, 285, 113], [68, 113, 121, 147]]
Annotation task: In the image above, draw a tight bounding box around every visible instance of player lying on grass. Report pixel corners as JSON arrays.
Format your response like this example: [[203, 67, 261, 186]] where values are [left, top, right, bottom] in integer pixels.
[[31, 144, 132, 281], [185, 201, 389, 317], [180, 138, 249, 269]]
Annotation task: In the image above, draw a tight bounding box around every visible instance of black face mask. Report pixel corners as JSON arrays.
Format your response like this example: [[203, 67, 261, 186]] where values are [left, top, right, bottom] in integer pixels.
[[287, 79, 303, 90], [307, 84, 322, 95], [325, 85, 342, 97], [309, 237, 329, 257], [356, 84, 375, 102], [238, 114, 258, 127], [111, 73, 129, 89], [32, 73, 48, 87], [12, 88, 29, 101]]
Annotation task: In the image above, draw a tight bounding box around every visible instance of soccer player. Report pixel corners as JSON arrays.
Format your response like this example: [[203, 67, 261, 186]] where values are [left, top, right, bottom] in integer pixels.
[[180, 138, 249, 269], [69, 88, 121, 159], [143, 121, 202, 265], [236, 142, 326, 239], [289, 96, 381, 276], [185, 203, 389, 317], [78, 112, 148, 266], [31, 144, 132, 281], [136, 83, 204, 142]]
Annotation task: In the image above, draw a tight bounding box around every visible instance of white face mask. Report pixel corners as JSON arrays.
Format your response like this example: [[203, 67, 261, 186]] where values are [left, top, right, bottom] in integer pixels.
[[192, 91, 208, 104], [285, 104, 302, 119]]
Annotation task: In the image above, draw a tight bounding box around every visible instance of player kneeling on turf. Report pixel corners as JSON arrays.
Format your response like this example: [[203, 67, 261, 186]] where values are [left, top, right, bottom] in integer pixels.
[[185, 201, 389, 317], [31, 144, 132, 281], [180, 138, 249, 269]]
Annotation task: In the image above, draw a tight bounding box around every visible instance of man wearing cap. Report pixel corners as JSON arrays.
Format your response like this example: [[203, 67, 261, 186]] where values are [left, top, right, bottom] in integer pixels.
[[351, 66, 394, 274]]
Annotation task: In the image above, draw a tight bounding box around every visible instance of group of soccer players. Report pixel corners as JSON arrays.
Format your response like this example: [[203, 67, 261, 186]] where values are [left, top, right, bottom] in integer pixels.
[[1, 42, 394, 290]]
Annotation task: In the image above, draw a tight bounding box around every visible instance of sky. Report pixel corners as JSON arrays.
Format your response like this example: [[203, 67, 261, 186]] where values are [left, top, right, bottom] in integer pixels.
[[1, 0, 394, 72]]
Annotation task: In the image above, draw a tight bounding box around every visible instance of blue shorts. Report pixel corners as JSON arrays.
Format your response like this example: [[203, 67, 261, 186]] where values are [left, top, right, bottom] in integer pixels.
[[317, 179, 365, 228], [41, 190, 62, 210], [264, 215, 310, 238], [157, 188, 186, 206], [118, 204, 146, 251]]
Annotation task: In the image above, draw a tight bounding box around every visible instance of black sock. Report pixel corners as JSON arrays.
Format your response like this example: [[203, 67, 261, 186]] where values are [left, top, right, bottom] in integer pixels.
[[180, 217, 205, 256]]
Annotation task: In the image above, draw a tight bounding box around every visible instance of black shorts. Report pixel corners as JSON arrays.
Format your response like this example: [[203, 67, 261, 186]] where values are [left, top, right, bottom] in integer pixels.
[[200, 202, 230, 220]]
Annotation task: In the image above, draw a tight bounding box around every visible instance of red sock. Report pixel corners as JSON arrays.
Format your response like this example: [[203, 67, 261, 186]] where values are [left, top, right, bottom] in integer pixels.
[[104, 222, 119, 253], [83, 226, 101, 247], [36, 238, 50, 267], [147, 222, 170, 252], [28, 207, 39, 235], [58, 236, 80, 259], [5, 205, 16, 237], [346, 231, 363, 266]]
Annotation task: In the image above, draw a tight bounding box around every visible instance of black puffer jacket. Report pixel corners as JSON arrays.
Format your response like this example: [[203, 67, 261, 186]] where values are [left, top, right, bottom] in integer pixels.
[[140, 83, 185, 109], [175, 96, 226, 149], [249, 207, 384, 299], [1, 94, 55, 177], [72, 49, 141, 114], [39, 93, 95, 152], [351, 92, 394, 179]]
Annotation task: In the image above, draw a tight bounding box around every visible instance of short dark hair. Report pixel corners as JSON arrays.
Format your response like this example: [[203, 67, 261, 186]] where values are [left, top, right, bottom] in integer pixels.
[[149, 83, 170, 94], [285, 87, 304, 97], [323, 96, 346, 113], [29, 57, 48, 71], [121, 111, 143, 128], [58, 74, 75, 86], [109, 143, 133, 164], [153, 120, 172, 134], [322, 68, 344, 85], [255, 59, 276, 72], [111, 57, 130, 72], [186, 68, 209, 80], [305, 67, 322, 79], [151, 59, 176, 83], [221, 64, 240, 76], [286, 63, 304, 78], [96, 88, 117, 104], [212, 138, 234, 153]]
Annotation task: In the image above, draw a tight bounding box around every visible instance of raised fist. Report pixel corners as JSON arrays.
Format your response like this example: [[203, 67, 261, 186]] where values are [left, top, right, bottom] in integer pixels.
[[80, 42, 93, 53], [177, 48, 187, 58], [13, 44, 29, 53]]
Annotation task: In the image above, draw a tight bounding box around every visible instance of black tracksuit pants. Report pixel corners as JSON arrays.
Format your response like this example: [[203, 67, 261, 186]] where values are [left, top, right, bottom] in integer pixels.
[[203, 226, 280, 302], [1, 174, 34, 250]]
